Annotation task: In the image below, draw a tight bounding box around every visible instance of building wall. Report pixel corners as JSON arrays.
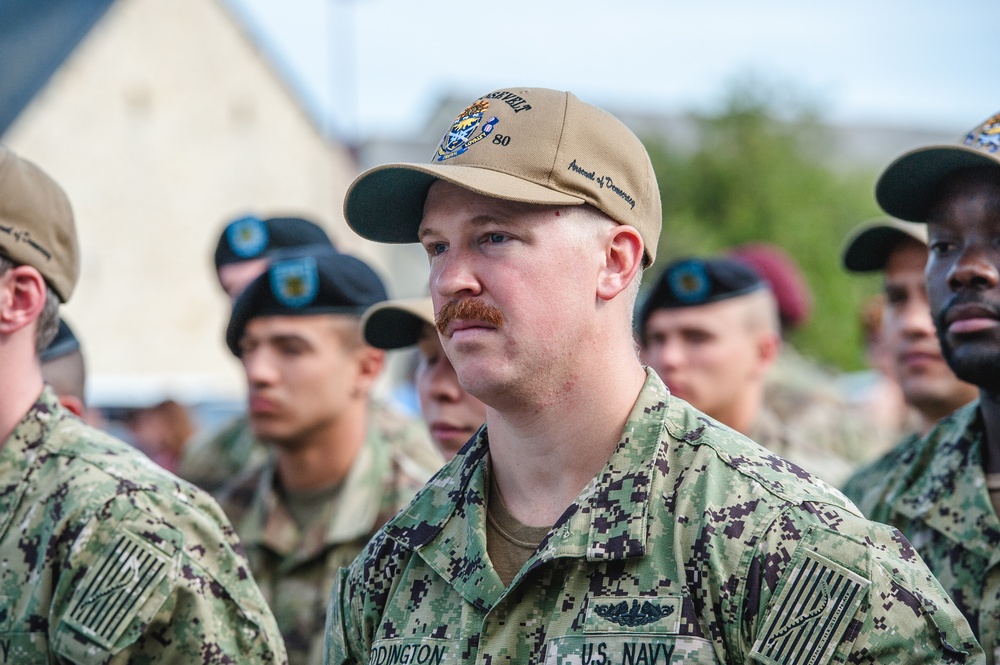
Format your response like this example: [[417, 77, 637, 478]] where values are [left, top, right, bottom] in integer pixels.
[[3, 0, 411, 404]]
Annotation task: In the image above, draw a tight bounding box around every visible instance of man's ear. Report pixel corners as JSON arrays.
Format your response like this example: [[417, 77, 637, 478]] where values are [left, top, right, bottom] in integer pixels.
[[596, 225, 644, 302], [0, 265, 48, 335], [754, 332, 782, 378], [352, 346, 386, 397]]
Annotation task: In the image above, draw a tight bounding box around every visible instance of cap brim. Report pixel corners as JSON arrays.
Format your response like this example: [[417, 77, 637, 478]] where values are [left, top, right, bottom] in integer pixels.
[[841, 220, 927, 272], [344, 163, 584, 243], [362, 298, 436, 350], [876, 145, 1000, 222]]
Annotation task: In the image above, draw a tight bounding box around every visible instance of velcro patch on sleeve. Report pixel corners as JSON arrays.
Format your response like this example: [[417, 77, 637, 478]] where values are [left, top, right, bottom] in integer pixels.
[[63, 530, 172, 649], [751, 550, 870, 665]]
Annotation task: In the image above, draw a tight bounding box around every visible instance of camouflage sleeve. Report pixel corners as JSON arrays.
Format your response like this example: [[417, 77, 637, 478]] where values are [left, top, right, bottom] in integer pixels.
[[48, 490, 288, 663], [324, 567, 363, 665], [744, 507, 983, 664]]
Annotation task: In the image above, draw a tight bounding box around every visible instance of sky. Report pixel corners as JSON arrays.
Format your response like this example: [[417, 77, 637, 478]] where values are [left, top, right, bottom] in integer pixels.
[[224, 0, 998, 145]]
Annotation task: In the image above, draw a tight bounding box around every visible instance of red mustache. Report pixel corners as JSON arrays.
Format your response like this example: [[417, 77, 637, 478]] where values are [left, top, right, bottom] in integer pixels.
[[435, 299, 505, 335]]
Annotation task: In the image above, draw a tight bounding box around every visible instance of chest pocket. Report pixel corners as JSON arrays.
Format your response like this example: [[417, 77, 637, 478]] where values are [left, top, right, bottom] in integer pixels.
[[544, 595, 721, 665]]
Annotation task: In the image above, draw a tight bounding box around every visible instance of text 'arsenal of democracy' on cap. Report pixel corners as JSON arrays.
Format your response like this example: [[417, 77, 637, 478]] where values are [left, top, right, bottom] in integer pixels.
[[344, 87, 662, 265], [0, 145, 79, 302]]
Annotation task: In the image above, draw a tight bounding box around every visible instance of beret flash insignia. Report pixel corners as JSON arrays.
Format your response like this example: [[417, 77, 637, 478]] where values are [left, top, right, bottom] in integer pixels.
[[667, 260, 711, 305], [270, 256, 319, 308], [226, 215, 269, 258]]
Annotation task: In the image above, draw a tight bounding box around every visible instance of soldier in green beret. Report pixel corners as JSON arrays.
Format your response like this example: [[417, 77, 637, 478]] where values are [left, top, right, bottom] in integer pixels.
[[323, 87, 983, 664], [637, 256, 856, 486], [0, 145, 287, 662], [218, 247, 442, 665]]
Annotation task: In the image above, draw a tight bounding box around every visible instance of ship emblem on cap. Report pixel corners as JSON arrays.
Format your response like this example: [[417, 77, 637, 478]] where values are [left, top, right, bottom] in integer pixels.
[[226, 215, 269, 258], [270, 256, 318, 308], [435, 100, 499, 162], [964, 112, 1000, 153], [668, 260, 710, 304]]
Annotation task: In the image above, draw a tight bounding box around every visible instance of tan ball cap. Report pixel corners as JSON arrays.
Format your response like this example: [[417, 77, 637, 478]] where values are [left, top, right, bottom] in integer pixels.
[[0, 146, 79, 302], [841, 218, 928, 273], [876, 111, 1000, 223], [344, 87, 662, 265], [362, 297, 435, 350]]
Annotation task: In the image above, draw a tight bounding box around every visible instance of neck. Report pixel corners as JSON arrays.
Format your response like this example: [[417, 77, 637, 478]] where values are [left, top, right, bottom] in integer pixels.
[[980, 389, 1000, 474], [715, 386, 763, 436], [272, 402, 368, 492], [0, 350, 45, 444], [486, 348, 647, 528]]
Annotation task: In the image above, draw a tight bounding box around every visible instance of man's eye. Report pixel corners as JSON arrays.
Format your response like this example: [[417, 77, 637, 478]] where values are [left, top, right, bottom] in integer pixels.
[[929, 241, 954, 256], [486, 233, 507, 244], [425, 242, 447, 256]]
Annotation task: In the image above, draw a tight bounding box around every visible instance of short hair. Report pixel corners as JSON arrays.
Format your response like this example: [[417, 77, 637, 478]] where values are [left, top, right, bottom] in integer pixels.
[[0, 254, 60, 352]]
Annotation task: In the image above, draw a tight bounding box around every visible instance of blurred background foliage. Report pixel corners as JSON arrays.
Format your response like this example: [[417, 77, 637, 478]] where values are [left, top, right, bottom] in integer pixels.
[[643, 78, 884, 371]]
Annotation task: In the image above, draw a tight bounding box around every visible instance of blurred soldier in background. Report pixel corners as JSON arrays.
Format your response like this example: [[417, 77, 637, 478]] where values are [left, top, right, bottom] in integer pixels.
[[40, 318, 87, 418], [730, 242, 870, 464], [839, 217, 977, 470], [638, 256, 855, 485], [0, 145, 286, 662], [842, 111, 1000, 659], [178, 213, 337, 492], [363, 297, 487, 460], [216, 247, 441, 665]]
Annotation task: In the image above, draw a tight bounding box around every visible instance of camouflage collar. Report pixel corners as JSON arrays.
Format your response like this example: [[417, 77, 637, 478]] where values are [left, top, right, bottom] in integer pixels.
[[383, 369, 685, 609], [0, 386, 62, 541], [892, 401, 1000, 561], [241, 432, 390, 563]]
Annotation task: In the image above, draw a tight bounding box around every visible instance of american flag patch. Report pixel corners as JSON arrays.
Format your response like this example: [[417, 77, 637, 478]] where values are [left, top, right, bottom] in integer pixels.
[[65, 531, 170, 648], [751, 551, 869, 665]]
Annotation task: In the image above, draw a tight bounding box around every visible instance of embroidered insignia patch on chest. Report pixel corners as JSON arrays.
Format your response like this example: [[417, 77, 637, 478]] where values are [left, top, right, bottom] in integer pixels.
[[751, 550, 869, 665], [593, 599, 675, 627]]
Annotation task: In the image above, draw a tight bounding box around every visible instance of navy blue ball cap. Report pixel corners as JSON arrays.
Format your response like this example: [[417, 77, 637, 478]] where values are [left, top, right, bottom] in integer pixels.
[[226, 246, 388, 355], [214, 215, 334, 268], [639, 257, 766, 331]]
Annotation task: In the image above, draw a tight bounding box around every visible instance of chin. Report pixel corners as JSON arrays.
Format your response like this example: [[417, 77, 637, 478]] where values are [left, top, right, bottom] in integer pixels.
[[942, 343, 1000, 393]]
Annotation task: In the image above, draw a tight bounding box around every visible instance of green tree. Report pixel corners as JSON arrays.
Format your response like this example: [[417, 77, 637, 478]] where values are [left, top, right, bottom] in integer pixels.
[[644, 79, 882, 370]]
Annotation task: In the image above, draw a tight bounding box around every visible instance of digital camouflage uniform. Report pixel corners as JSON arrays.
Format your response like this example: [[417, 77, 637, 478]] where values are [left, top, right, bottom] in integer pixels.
[[0, 387, 288, 664], [180, 401, 442, 497], [764, 346, 871, 464], [217, 403, 442, 665], [843, 401, 1000, 663], [325, 369, 983, 665], [177, 413, 270, 494], [748, 404, 856, 488]]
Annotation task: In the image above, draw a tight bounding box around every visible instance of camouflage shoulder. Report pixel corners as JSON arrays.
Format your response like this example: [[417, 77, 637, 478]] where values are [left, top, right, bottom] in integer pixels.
[[369, 397, 444, 476], [840, 431, 924, 519], [664, 396, 858, 513], [749, 512, 983, 663], [176, 413, 270, 492]]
